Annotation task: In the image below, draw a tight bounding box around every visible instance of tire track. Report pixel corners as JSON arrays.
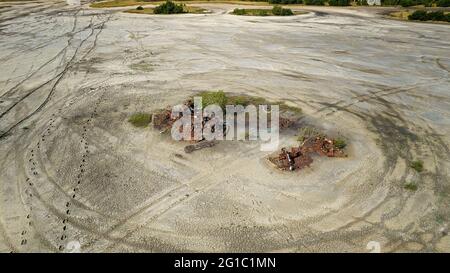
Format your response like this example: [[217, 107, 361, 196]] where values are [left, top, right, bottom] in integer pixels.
[[0, 13, 111, 139]]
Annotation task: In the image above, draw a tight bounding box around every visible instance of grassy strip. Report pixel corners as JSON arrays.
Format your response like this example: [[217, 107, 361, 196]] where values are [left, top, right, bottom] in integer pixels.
[[389, 10, 450, 23], [231, 7, 306, 16], [232, 8, 305, 16], [128, 113, 152, 127], [91, 0, 148, 8], [409, 10, 450, 21]]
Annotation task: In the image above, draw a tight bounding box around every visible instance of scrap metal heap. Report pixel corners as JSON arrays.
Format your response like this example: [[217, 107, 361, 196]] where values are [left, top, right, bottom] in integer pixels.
[[151, 100, 223, 153], [151, 97, 302, 153], [152, 107, 176, 132], [269, 136, 347, 171]]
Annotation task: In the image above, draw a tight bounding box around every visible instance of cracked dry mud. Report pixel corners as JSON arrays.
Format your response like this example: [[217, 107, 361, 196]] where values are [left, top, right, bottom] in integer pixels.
[[0, 1, 449, 252]]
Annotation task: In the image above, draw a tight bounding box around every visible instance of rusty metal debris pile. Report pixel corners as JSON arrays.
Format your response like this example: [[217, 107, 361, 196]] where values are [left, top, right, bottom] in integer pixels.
[[269, 136, 347, 171], [150, 94, 302, 153], [151, 100, 220, 153], [152, 107, 176, 132]]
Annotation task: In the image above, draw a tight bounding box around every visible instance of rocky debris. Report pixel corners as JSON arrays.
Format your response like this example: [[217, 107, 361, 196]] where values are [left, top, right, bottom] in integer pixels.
[[151, 100, 218, 153], [150, 95, 303, 153], [269, 136, 347, 171], [184, 140, 217, 153], [279, 116, 296, 130], [152, 107, 175, 132], [301, 136, 346, 158]]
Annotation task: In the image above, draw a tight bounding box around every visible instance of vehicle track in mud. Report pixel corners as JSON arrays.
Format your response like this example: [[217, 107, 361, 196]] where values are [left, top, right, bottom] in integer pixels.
[[0, 7, 111, 138]]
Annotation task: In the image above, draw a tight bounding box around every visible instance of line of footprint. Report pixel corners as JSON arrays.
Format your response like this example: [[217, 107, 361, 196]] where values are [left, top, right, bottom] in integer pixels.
[[58, 92, 105, 252], [21, 113, 58, 251]]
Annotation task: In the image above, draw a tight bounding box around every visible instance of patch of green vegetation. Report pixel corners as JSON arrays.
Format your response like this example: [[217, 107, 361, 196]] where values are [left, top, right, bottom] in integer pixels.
[[399, 0, 417, 6], [232, 6, 296, 16], [257, 9, 270, 16], [199, 91, 228, 109], [436, 213, 446, 224], [128, 113, 152, 127], [408, 10, 450, 22], [154, 1, 185, 14], [125, 4, 206, 15], [136, 5, 144, 10], [297, 126, 324, 142], [271, 5, 293, 16], [333, 138, 347, 149], [269, 0, 302, 3], [268, 0, 336, 4], [404, 181, 418, 191], [233, 3, 308, 17], [303, 0, 325, 5], [410, 160, 424, 172], [91, 0, 146, 8], [129, 61, 155, 72], [383, 0, 450, 6], [232, 8, 246, 15], [437, 0, 450, 6], [328, 0, 350, 5]]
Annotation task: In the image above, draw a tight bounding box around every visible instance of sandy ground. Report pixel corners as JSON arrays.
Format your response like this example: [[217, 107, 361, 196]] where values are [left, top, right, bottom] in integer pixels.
[[0, 0, 449, 253]]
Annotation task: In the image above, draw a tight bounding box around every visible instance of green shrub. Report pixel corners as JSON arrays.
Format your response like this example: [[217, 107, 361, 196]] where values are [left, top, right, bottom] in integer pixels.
[[421, 0, 434, 6], [282, 8, 294, 16], [269, 0, 302, 4], [437, 0, 450, 6], [272, 5, 282, 15], [233, 8, 246, 15], [428, 11, 446, 21], [272, 5, 294, 16], [334, 138, 347, 149], [258, 9, 269, 16], [153, 1, 185, 14], [136, 6, 144, 10], [400, 0, 416, 6], [410, 160, 424, 172], [357, 0, 368, 5], [409, 10, 428, 20], [128, 113, 152, 127], [404, 182, 418, 191], [200, 91, 228, 110], [409, 10, 450, 22], [328, 0, 351, 5], [303, 0, 325, 5], [381, 0, 400, 5]]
